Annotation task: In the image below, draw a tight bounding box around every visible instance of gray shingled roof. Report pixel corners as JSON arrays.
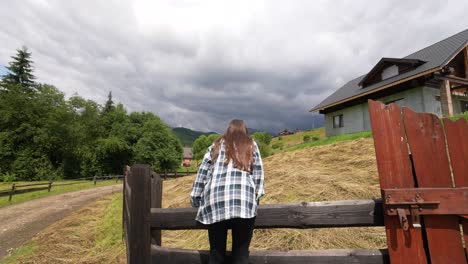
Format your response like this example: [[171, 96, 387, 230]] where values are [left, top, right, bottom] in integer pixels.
[[310, 29, 468, 112]]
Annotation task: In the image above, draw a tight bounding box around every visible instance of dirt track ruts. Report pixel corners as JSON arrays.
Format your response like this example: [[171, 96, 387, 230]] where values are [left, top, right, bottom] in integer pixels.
[[0, 184, 122, 260]]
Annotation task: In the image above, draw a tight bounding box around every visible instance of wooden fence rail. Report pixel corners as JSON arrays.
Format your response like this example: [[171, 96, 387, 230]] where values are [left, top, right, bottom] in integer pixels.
[[0, 175, 123, 202], [123, 164, 389, 264]]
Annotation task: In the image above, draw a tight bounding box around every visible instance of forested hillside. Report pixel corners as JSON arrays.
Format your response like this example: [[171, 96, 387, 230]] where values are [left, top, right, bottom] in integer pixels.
[[171, 127, 216, 147], [0, 47, 183, 181]]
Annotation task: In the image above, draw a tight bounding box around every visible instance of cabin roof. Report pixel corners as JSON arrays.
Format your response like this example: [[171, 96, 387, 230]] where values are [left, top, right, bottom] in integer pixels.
[[310, 29, 468, 112]]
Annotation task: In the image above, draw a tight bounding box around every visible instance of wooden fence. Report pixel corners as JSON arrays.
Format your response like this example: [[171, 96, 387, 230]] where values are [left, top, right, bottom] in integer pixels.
[[123, 164, 389, 264], [0, 175, 123, 202]]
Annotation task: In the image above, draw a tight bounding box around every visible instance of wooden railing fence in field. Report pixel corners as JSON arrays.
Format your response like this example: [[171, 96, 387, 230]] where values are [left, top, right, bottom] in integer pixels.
[[0, 175, 123, 202], [123, 100, 468, 264], [123, 164, 389, 264]]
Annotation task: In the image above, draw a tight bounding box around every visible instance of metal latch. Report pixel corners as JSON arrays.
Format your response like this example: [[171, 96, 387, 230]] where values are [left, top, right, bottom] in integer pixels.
[[383, 187, 468, 230], [384, 192, 440, 231]]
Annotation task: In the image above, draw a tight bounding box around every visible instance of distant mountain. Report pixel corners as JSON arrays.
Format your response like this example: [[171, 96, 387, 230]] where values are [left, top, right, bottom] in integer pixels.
[[172, 127, 217, 147], [0, 65, 8, 76]]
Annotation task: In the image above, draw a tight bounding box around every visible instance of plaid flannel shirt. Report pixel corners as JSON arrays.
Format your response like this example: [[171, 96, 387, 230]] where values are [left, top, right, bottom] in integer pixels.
[[190, 140, 265, 224]]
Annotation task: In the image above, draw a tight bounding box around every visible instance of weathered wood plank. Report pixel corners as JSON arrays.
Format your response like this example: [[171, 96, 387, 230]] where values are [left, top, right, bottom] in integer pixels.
[[150, 199, 384, 230], [14, 182, 50, 188], [8, 186, 50, 195], [127, 164, 152, 264], [368, 100, 428, 263], [443, 117, 468, 258], [151, 245, 389, 264], [403, 107, 466, 263], [150, 172, 162, 246]]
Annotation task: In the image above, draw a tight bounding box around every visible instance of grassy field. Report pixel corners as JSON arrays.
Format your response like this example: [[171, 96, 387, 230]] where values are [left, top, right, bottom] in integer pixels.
[[270, 128, 326, 153], [3, 136, 386, 263], [0, 179, 121, 208], [1, 192, 126, 264]]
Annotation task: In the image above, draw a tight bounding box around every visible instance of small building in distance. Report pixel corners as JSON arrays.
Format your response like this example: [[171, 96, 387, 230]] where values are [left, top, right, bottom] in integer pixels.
[[182, 147, 193, 167], [311, 29, 468, 136]]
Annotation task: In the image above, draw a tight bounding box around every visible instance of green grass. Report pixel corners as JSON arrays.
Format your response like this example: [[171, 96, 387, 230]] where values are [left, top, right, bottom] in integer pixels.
[[284, 130, 373, 152], [448, 111, 468, 122], [270, 128, 326, 154], [0, 242, 38, 264], [0, 179, 121, 208], [0, 193, 126, 264], [91, 193, 125, 257]]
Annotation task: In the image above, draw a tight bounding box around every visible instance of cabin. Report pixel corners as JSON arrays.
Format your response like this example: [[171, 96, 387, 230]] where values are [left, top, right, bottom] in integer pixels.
[[311, 29, 468, 136], [182, 147, 193, 167]]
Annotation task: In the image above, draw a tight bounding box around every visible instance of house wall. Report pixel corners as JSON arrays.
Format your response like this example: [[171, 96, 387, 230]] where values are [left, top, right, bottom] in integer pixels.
[[324, 85, 468, 136], [324, 86, 426, 136]]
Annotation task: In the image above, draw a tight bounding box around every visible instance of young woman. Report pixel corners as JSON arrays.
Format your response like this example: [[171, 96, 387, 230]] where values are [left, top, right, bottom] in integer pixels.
[[190, 119, 265, 264]]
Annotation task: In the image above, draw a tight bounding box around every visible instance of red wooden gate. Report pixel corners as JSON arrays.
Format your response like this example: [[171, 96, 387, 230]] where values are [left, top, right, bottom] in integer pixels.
[[368, 99, 468, 263]]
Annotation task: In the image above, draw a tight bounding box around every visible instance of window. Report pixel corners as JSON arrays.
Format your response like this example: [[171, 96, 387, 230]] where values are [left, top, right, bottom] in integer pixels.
[[461, 100, 468, 113], [333, 114, 343, 128]]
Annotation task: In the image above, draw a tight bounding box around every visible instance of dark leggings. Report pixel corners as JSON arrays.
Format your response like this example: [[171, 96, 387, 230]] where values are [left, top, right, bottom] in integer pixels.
[[207, 217, 256, 264]]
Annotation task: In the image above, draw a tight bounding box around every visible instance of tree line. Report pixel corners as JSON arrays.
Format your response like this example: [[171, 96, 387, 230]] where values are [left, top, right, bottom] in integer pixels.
[[0, 47, 182, 181]]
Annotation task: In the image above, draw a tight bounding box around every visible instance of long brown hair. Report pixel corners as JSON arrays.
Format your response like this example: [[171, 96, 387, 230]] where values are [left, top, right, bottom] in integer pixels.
[[212, 119, 254, 172]]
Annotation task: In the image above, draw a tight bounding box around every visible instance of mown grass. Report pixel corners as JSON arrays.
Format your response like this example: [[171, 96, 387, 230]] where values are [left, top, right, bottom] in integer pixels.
[[0, 180, 121, 208], [1, 192, 126, 264], [3, 137, 386, 263]]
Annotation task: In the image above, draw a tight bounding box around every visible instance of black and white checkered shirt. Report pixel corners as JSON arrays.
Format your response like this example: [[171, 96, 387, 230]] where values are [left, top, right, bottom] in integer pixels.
[[190, 140, 265, 224]]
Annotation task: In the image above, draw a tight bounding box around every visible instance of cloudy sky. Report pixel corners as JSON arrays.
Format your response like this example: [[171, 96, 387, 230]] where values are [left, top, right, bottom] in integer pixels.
[[1, 0, 467, 133]]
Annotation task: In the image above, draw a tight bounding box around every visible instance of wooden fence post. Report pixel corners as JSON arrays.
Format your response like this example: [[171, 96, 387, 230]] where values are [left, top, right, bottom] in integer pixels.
[[151, 172, 163, 246], [93, 176, 97, 186], [8, 183, 16, 202], [127, 164, 151, 264], [48, 181, 53, 192]]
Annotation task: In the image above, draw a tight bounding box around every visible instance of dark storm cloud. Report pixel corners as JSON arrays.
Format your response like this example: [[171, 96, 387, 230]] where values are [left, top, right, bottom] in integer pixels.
[[1, 0, 467, 133]]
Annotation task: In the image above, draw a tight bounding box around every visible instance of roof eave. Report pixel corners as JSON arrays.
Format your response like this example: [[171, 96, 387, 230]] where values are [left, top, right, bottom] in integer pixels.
[[310, 67, 441, 113]]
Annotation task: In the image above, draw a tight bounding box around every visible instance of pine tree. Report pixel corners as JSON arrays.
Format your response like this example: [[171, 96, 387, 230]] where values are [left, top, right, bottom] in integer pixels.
[[2, 46, 36, 88], [103, 91, 115, 114]]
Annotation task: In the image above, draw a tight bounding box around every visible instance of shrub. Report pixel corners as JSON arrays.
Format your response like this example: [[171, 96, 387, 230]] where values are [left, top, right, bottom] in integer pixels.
[[278, 136, 283, 141], [3, 172, 17, 183], [272, 142, 283, 149], [303, 135, 311, 142], [312, 136, 320, 141]]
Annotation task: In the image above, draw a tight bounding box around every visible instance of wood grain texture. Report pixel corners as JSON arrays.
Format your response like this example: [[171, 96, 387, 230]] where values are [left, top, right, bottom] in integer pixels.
[[150, 199, 384, 230], [150, 172, 162, 246], [127, 164, 152, 264], [151, 245, 389, 264], [368, 100, 427, 264], [443, 117, 468, 258], [403, 107, 466, 264]]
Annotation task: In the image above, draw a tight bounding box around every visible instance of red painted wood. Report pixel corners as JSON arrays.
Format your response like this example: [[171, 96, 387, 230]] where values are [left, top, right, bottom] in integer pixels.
[[403, 108, 466, 264], [368, 100, 427, 264], [443, 117, 468, 258]]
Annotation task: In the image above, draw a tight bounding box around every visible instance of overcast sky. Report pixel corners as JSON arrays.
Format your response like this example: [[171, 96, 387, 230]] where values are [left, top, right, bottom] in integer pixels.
[[1, 0, 467, 133]]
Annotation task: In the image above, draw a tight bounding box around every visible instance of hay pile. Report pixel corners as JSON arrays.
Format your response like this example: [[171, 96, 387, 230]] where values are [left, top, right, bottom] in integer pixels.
[[162, 138, 386, 250]]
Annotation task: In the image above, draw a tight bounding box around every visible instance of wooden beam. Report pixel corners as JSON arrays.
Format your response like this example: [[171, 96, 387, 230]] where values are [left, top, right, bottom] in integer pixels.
[[464, 46, 468, 79], [435, 74, 468, 86], [151, 245, 390, 264], [149, 199, 384, 230], [440, 80, 454, 117]]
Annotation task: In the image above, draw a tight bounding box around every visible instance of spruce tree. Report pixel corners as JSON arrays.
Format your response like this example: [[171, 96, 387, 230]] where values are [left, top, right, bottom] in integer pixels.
[[3, 46, 36, 88], [103, 91, 115, 114]]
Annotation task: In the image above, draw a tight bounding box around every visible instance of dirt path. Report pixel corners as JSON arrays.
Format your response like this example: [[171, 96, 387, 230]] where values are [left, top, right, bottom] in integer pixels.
[[0, 184, 122, 259]]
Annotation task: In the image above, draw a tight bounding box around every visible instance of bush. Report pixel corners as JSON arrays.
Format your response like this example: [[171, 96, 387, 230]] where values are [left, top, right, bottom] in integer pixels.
[[272, 142, 283, 149], [312, 136, 320, 141], [278, 136, 282, 141], [303, 135, 311, 142], [3, 172, 17, 183]]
